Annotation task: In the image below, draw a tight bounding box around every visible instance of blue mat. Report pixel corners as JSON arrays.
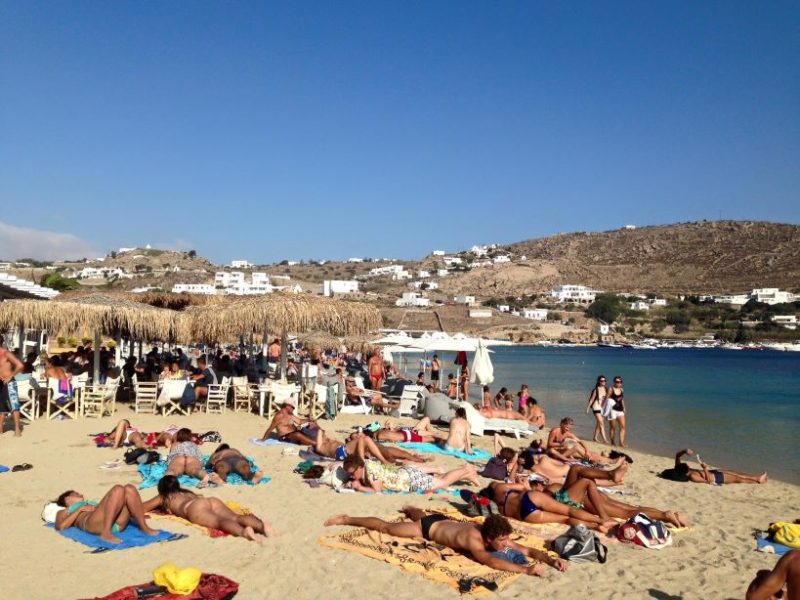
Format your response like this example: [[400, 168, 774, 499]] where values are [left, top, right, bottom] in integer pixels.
[[395, 442, 492, 462], [757, 534, 794, 556], [138, 456, 271, 489], [47, 523, 187, 553], [0, 465, 8, 474]]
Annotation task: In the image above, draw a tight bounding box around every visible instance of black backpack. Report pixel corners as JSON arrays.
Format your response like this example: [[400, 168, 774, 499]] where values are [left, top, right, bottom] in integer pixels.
[[124, 448, 161, 465]]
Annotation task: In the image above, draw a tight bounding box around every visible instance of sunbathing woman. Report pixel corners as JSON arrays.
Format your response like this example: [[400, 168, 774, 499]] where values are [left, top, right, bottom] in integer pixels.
[[480, 480, 617, 534], [661, 448, 767, 485], [107, 419, 176, 450], [546, 464, 690, 528], [373, 417, 441, 444], [54, 484, 159, 544], [208, 444, 263, 483], [166, 428, 222, 487], [143, 475, 274, 541], [314, 429, 428, 464], [529, 453, 625, 487], [343, 455, 480, 494]]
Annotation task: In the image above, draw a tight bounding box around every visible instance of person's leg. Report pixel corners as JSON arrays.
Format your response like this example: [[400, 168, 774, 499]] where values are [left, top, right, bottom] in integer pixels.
[[284, 430, 317, 446], [188, 498, 255, 540], [184, 457, 222, 486], [359, 436, 393, 464], [128, 432, 147, 449], [380, 445, 426, 463], [564, 462, 627, 488], [110, 420, 130, 448], [166, 456, 187, 476], [413, 417, 431, 433], [595, 413, 609, 444], [120, 484, 159, 534], [85, 485, 126, 543], [430, 464, 480, 489], [11, 410, 21, 436], [233, 459, 257, 481], [609, 419, 617, 446], [533, 492, 616, 533], [617, 414, 627, 447], [719, 470, 767, 484], [0, 412, 5, 434], [564, 478, 611, 520], [213, 461, 231, 482], [323, 513, 423, 539], [237, 512, 275, 537]]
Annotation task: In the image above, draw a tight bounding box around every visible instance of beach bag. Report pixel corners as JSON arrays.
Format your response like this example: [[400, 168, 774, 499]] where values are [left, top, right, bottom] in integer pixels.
[[553, 524, 608, 563], [770, 522, 800, 549], [479, 457, 509, 481], [617, 513, 672, 549], [200, 431, 222, 443], [124, 448, 161, 465], [461, 491, 500, 518]]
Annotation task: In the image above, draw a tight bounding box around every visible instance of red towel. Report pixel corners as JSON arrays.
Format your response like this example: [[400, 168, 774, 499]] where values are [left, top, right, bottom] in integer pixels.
[[85, 573, 239, 600]]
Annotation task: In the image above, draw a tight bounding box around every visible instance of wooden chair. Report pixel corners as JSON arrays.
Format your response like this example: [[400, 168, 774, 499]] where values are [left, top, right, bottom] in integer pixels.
[[82, 376, 121, 418], [15, 378, 37, 421], [157, 379, 189, 416], [45, 377, 78, 420], [205, 381, 230, 414], [231, 376, 253, 413], [308, 383, 330, 420], [133, 381, 159, 414]]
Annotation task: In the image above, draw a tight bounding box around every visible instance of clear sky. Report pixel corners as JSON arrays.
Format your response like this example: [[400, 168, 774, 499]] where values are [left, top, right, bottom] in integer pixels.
[[1, 2, 798, 263]]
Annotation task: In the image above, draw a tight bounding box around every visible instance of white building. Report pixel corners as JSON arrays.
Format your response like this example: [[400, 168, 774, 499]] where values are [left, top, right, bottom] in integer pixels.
[[418, 270, 430, 278], [432, 250, 445, 256], [469, 260, 492, 268], [649, 298, 667, 306], [497, 304, 510, 313], [751, 288, 796, 305], [469, 308, 492, 318], [272, 275, 291, 281], [368, 264, 406, 277], [395, 292, 430, 307], [0, 262, 11, 271], [713, 293, 750, 306], [214, 271, 277, 295], [131, 286, 161, 293], [408, 281, 438, 290], [771, 315, 797, 329], [520, 308, 548, 321], [442, 256, 462, 266], [77, 266, 132, 280], [215, 271, 245, 287], [630, 301, 650, 311], [622, 224, 637, 230], [230, 260, 252, 269], [492, 255, 511, 264], [596, 322, 610, 335], [550, 285, 598, 304], [436, 269, 449, 277], [347, 258, 364, 263], [172, 283, 216, 295], [323, 280, 360, 297], [454, 295, 476, 306]]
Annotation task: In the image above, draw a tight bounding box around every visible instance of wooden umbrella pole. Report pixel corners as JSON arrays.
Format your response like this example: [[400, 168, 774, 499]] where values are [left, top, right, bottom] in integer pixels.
[[280, 329, 288, 384], [93, 329, 101, 383]]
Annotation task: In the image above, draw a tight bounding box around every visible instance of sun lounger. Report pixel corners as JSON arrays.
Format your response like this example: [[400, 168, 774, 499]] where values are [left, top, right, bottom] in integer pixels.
[[451, 401, 537, 438]]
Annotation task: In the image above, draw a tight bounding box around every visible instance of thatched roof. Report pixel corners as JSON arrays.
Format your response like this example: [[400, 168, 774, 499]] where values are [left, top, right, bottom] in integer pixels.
[[297, 330, 342, 350], [184, 293, 382, 342], [124, 292, 230, 311], [0, 293, 179, 340]]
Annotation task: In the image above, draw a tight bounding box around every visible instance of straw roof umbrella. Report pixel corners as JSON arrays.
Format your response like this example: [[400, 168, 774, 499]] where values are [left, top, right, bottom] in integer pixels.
[[297, 330, 341, 352], [125, 291, 230, 311], [0, 293, 180, 380]]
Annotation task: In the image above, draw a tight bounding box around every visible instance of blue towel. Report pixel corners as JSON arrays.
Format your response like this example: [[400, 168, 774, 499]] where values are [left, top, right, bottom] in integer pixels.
[[395, 442, 492, 462], [138, 456, 270, 489], [47, 523, 187, 552], [0, 465, 9, 474], [757, 534, 793, 556]]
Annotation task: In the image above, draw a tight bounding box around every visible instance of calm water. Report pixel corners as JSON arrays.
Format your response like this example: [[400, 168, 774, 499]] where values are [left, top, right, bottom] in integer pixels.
[[412, 346, 800, 483]]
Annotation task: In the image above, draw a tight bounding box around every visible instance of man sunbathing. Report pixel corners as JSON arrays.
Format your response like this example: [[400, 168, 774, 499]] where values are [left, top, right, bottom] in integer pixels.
[[259, 402, 319, 446], [314, 429, 427, 464], [373, 416, 441, 444], [143, 475, 274, 541], [747, 549, 798, 600], [546, 418, 609, 464], [343, 455, 480, 494], [662, 448, 768, 485], [54, 484, 159, 544], [324, 507, 567, 576], [208, 444, 264, 483], [529, 453, 624, 487]]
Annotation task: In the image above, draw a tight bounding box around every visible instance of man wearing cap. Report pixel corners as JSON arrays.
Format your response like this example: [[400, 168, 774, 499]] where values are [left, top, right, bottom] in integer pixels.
[[258, 400, 318, 445]]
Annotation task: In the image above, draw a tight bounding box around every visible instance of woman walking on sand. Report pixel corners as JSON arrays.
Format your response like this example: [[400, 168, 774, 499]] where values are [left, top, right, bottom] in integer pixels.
[[585, 375, 609, 444]]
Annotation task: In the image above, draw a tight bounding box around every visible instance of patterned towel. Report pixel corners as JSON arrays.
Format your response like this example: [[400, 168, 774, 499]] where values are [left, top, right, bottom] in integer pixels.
[[147, 501, 253, 538]]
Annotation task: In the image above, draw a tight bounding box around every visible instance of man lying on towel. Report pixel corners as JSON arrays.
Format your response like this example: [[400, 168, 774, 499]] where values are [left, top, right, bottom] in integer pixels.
[[325, 507, 566, 576], [258, 402, 319, 445], [53, 484, 159, 544]]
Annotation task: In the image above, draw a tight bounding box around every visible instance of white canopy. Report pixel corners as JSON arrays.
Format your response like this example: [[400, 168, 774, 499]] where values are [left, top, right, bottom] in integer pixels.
[[470, 338, 494, 385]]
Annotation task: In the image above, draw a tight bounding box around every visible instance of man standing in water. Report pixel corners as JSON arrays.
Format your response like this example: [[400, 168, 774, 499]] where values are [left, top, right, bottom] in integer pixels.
[[0, 335, 24, 437]]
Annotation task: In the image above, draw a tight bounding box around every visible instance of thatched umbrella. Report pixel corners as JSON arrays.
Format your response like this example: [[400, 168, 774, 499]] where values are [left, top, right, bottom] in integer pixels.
[[297, 330, 341, 352], [0, 293, 180, 381], [125, 291, 230, 311]]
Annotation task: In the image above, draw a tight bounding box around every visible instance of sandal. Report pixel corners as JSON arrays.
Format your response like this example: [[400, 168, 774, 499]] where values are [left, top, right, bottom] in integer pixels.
[[11, 463, 33, 472]]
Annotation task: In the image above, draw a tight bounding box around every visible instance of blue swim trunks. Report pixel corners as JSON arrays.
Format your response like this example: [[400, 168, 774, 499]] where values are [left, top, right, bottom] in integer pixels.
[[0, 380, 20, 413]]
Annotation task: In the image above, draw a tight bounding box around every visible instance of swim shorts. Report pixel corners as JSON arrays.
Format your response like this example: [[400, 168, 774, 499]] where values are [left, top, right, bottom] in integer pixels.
[[0, 380, 20, 413]]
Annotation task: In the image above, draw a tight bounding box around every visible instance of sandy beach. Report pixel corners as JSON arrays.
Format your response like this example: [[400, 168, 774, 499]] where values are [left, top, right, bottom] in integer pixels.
[[1, 410, 797, 600]]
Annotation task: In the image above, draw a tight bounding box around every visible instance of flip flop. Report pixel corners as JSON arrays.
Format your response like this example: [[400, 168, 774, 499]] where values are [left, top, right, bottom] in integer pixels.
[[11, 463, 33, 472], [100, 464, 121, 470]]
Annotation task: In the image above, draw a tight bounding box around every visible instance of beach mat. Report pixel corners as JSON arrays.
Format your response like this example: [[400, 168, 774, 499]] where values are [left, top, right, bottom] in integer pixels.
[[48, 523, 187, 553], [249, 436, 295, 447], [319, 508, 553, 595], [0, 465, 8, 474], [395, 442, 492, 462], [85, 573, 239, 600], [147, 501, 254, 538], [756, 534, 794, 556], [137, 458, 270, 489], [299, 449, 338, 462]]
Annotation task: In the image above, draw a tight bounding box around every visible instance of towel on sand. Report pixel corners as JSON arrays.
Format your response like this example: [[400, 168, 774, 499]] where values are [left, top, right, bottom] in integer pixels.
[[395, 442, 492, 462], [756, 533, 794, 556], [0, 465, 8, 473], [319, 508, 554, 595], [147, 501, 253, 538], [137, 457, 270, 489], [249, 437, 294, 447], [48, 523, 186, 552], [88, 573, 239, 600]]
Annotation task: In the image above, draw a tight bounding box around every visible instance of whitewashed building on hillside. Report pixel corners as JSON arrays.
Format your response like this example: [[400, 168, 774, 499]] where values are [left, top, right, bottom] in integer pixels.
[[172, 283, 216, 295], [396, 292, 430, 307], [323, 280, 359, 296], [550, 285, 598, 304]]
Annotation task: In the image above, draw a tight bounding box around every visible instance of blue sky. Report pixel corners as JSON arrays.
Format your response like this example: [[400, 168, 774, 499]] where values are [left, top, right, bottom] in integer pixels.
[[1, 2, 798, 263]]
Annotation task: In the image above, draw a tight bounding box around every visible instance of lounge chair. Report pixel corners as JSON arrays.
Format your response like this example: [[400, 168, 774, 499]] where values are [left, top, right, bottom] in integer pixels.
[[452, 401, 536, 438]]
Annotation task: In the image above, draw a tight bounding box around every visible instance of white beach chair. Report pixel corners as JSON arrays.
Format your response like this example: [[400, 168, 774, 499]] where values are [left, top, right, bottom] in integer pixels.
[[454, 401, 535, 438], [205, 381, 230, 414], [231, 376, 254, 413], [15, 378, 38, 421], [390, 384, 423, 419], [45, 377, 78, 420], [134, 380, 159, 414]]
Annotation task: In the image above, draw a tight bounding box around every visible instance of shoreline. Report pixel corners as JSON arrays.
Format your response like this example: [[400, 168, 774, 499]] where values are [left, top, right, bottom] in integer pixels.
[[1, 410, 797, 599]]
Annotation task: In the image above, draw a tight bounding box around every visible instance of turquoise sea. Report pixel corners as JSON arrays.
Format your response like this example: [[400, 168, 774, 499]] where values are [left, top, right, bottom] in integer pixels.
[[420, 346, 800, 484]]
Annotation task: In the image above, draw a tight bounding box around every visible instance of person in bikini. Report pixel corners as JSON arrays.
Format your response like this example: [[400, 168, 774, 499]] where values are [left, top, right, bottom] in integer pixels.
[[106, 419, 176, 450], [373, 416, 441, 444], [663, 448, 768, 485], [442, 407, 473, 454], [208, 444, 264, 483], [446, 373, 458, 399], [314, 429, 428, 464], [259, 402, 319, 446], [54, 484, 159, 544], [493, 387, 508, 409], [165, 428, 223, 488], [479, 480, 618, 534], [143, 475, 274, 541], [324, 508, 567, 576], [430, 355, 441, 390]]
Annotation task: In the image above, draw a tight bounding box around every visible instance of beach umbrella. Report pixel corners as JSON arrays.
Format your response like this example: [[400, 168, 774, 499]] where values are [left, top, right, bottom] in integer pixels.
[[470, 338, 494, 385], [297, 330, 341, 351]]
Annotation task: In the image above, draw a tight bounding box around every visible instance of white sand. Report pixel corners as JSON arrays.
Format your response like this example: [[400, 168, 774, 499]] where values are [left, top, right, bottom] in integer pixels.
[[1, 410, 797, 599]]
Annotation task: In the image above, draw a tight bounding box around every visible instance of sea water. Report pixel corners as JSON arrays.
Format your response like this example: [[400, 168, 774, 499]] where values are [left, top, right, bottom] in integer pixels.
[[417, 346, 800, 484]]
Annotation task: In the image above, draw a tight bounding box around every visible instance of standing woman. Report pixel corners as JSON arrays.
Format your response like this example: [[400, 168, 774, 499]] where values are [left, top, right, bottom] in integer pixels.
[[607, 376, 626, 447], [517, 384, 531, 418], [585, 375, 609, 444]]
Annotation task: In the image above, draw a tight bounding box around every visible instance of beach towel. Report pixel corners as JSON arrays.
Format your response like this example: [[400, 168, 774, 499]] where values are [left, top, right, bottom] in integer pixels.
[[299, 449, 339, 462], [0, 465, 8, 474], [395, 442, 492, 462], [147, 501, 253, 538], [319, 508, 554, 595], [86, 573, 239, 600], [756, 533, 794, 556], [48, 523, 186, 553], [137, 457, 270, 489], [249, 436, 295, 447]]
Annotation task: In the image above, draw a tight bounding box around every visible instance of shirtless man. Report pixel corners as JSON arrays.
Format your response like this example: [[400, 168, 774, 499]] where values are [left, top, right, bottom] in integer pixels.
[[531, 454, 625, 487], [667, 448, 768, 485], [443, 407, 472, 454], [324, 508, 567, 577], [747, 550, 799, 600], [478, 406, 531, 422], [367, 350, 384, 392], [0, 335, 24, 437], [374, 417, 441, 444], [430, 355, 441, 390], [259, 402, 318, 446], [547, 418, 607, 464], [345, 377, 397, 412], [314, 429, 426, 464]]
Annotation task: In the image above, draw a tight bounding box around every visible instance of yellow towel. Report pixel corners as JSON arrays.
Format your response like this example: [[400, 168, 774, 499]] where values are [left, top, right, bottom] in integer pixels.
[[147, 501, 252, 537]]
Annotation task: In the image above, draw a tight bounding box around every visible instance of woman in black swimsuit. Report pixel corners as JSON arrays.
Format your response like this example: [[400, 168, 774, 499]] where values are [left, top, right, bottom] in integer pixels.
[[607, 376, 626, 447], [585, 375, 609, 444]]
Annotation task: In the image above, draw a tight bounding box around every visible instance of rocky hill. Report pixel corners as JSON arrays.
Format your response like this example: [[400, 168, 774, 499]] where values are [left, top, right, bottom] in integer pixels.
[[438, 221, 800, 297]]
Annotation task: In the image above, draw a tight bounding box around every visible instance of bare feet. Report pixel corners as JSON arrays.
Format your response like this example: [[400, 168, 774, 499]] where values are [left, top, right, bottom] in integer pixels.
[[597, 519, 618, 535], [242, 526, 260, 542], [612, 461, 629, 484], [140, 526, 160, 536], [261, 519, 276, 537], [324, 514, 350, 527], [100, 531, 122, 544], [758, 472, 768, 484]]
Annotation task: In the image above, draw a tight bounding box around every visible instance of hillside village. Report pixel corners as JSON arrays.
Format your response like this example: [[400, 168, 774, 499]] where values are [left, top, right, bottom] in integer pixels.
[[2, 220, 799, 343]]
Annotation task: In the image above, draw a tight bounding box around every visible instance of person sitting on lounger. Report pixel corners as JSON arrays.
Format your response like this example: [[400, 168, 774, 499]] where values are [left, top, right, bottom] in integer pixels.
[[166, 428, 222, 488], [143, 475, 274, 541], [345, 377, 398, 412], [324, 507, 567, 576], [479, 481, 618, 534], [342, 455, 480, 494], [54, 484, 159, 544], [373, 417, 441, 444], [661, 448, 768, 485], [746, 549, 799, 600], [259, 402, 319, 446], [442, 407, 472, 454], [208, 444, 264, 483]]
